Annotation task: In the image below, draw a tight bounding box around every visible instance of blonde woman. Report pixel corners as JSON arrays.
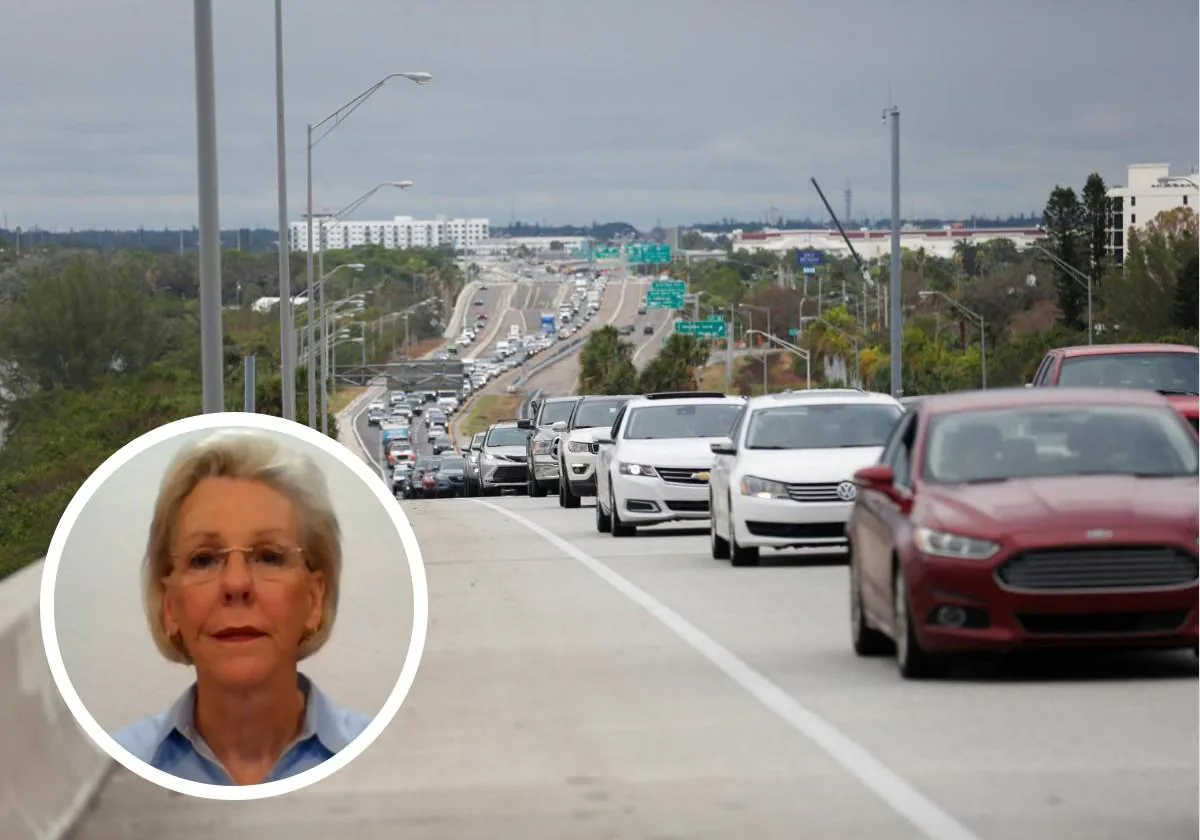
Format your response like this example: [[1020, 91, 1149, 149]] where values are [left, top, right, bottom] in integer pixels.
[[114, 430, 370, 785]]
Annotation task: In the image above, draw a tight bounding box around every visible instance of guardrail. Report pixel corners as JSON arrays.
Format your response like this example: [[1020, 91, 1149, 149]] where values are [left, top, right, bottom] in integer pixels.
[[511, 335, 590, 390]]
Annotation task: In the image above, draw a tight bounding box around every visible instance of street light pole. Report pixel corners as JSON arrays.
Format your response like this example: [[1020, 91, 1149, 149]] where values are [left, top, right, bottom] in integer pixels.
[[273, 0, 295, 420], [1031, 243, 1093, 344], [885, 106, 902, 399], [194, 0, 224, 413], [305, 124, 317, 427], [302, 73, 431, 428], [920, 290, 986, 389]]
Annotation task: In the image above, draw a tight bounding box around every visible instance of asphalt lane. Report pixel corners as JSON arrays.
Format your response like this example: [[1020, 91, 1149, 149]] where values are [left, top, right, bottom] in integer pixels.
[[524, 278, 674, 397], [69, 485, 1198, 839]]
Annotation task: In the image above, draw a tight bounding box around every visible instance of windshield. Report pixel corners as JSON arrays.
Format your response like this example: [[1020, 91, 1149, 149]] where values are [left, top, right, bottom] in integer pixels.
[[470, 434, 485, 450], [439, 457, 466, 471], [624, 403, 742, 440], [573, 398, 629, 429], [539, 399, 578, 425], [924, 405, 1199, 483], [487, 426, 533, 447], [1058, 352, 1199, 394], [414, 457, 440, 472], [744, 403, 901, 449]]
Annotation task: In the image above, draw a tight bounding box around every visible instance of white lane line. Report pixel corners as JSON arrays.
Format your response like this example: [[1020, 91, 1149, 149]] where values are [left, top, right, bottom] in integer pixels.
[[469, 500, 984, 840]]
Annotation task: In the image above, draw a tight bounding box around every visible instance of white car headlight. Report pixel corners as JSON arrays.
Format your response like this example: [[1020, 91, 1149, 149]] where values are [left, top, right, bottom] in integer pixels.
[[913, 527, 1000, 560], [618, 462, 657, 477], [566, 440, 593, 454], [531, 439, 553, 455], [740, 476, 789, 499]]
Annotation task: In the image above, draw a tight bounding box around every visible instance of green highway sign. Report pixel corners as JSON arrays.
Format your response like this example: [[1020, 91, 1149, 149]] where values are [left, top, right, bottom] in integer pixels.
[[674, 319, 727, 338], [645, 279, 686, 309], [625, 242, 673, 265], [591, 245, 620, 260]]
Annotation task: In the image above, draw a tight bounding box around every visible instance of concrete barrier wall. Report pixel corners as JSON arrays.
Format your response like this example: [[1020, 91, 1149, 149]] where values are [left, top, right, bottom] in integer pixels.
[[442, 280, 482, 339], [0, 559, 111, 840], [0, 387, 384, 840]]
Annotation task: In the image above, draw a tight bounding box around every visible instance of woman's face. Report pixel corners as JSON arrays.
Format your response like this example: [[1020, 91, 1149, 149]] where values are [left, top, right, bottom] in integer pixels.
[[162, 477, 326, 690]]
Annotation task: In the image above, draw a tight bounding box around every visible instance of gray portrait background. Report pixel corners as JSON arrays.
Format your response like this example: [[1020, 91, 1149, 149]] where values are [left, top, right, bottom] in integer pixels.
[[52, 424, 415, 733]]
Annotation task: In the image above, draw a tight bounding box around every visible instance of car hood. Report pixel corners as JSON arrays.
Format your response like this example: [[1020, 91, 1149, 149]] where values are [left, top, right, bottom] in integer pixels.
[[618, 437, 725, 466], [735, 446, 884, 482], [921, 475, 1199, 537], [568, 426, 610, 443], [483, 445, 527, 460]]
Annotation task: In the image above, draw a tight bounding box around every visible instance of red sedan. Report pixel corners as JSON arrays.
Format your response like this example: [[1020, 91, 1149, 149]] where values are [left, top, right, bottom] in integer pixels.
[[847, 386, 1199, 678]]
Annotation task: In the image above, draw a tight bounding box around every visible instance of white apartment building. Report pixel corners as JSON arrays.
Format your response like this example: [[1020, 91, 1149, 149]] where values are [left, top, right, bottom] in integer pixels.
[[731, 225, 1047, 261], [1106, 163, 1198, 265], [289, 215, 489, 253]]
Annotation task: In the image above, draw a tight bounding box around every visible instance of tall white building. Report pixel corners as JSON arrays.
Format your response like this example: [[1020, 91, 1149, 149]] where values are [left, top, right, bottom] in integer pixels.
[[1107, 163, 1198, 265], [289, 215, 489, 253]]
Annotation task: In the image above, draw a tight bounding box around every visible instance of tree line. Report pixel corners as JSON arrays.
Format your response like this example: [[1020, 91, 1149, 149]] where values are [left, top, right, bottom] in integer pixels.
[[606, 185, 1197, 397], [0, 244, 463, 578]]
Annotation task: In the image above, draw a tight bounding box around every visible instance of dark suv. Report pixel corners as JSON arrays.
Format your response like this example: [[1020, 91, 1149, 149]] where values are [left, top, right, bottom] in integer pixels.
[[519, 395, 581, 497]]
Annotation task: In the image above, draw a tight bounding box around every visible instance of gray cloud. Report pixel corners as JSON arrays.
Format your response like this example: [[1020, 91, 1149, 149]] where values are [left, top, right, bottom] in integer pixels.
[[1, 0, 1196, 230]]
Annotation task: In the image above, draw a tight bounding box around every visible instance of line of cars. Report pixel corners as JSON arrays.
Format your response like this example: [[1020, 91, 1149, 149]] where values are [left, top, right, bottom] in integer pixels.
[[464, 340, 1200, 678]]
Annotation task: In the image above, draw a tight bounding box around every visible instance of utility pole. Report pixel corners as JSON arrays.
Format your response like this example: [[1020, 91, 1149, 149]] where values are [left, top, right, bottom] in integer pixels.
[[885, 106, 902, 399], [274, 0, 296, 420], [194, 0, 224, 413]]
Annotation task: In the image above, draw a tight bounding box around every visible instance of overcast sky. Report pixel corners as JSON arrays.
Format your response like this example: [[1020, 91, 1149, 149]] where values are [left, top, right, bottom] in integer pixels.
[[2, 0, 1196, 231]]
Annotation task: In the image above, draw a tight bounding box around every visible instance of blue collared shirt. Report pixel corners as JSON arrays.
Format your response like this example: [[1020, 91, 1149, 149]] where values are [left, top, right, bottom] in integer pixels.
[[113, 673, 371, 785]]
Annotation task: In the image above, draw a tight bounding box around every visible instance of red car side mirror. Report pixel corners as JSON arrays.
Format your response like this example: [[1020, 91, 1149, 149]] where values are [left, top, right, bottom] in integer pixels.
[[854, 464, 895, 493]]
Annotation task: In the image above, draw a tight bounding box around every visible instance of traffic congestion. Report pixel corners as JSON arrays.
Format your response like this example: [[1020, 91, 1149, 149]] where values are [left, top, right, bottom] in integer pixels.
[[358, 286, 1200, 679]]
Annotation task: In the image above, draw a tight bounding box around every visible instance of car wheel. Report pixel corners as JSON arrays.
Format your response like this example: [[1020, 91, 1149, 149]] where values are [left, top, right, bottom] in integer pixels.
[[850, 549, 892, 656], [561, 476, 581, 509], [893, 563, 947, 679], [595, 493, 611, 533], [728, 495, 759, 566], [609, 487, 635, 537], [709, 491, 730, 559], [529, 475, 547, 498]]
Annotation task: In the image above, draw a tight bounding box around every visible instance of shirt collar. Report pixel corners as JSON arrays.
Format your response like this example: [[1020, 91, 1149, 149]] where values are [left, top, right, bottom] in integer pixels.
[[153, 672, 353, 761]]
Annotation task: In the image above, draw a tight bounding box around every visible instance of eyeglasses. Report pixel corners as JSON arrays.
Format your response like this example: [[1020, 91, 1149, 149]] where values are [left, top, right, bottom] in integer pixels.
[[168, 545, 308, 586]]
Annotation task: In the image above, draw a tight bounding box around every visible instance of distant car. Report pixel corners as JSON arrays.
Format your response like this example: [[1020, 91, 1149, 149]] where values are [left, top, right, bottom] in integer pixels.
[[643, 324, 654, 335], [708, 389, 904, 566], [847, 386, 1200, 678], [519, 395, 581, 497], [637, 306, 647, 315], [473, 299, 484, 306], [471, 420, 533, 496], [594, 392, 746, 535], [1028, 342, 1199, 431], [619, 325, 635, 336], [555, 395, 635, 508]]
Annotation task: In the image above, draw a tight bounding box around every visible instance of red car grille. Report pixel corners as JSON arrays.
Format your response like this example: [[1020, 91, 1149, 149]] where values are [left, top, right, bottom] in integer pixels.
[[996, 546, 1198, 591]]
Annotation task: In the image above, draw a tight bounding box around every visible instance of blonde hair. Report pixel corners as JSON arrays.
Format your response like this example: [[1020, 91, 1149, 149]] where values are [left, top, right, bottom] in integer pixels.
[[143, 429, 342, 664]]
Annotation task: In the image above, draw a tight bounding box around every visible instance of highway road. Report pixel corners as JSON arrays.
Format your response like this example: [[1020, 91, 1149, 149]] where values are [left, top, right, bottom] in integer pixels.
[[70, 411, 1200, 839]]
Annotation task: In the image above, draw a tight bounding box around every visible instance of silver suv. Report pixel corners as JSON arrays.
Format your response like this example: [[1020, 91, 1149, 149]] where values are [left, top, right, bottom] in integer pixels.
[[519, 395, 581, 498], [473, 420, 533, 496]]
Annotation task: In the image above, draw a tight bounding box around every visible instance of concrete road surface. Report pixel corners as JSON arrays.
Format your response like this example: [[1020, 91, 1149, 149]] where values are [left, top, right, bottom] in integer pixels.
[[68, 479, 1200, 839]]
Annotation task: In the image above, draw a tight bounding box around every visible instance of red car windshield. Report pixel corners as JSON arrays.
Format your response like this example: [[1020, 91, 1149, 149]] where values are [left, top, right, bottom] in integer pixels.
[[922, 405, 1199, 484], [1058, 351, 1199, 395]]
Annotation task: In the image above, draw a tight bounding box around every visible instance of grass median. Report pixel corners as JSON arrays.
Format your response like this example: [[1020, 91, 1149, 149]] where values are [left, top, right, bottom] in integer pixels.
[[330, 386, 368, 416], [458, 394, 522, 438]]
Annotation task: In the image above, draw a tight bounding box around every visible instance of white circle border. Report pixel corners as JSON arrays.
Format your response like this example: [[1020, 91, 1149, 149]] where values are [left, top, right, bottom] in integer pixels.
[[38, 410, 430, 801]]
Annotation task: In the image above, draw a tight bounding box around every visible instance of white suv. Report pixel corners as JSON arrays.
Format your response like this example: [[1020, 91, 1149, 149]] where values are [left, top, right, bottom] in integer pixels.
[[594, 392, 746, 537], [708, 389, 903, 566]]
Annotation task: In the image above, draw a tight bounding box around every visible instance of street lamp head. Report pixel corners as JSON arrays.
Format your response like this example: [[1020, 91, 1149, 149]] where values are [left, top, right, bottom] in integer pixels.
[[400, 72, 433, 85], [917, 290, 933, 299], [347, 263, 366, 271], [389, 180, 415, 189]]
